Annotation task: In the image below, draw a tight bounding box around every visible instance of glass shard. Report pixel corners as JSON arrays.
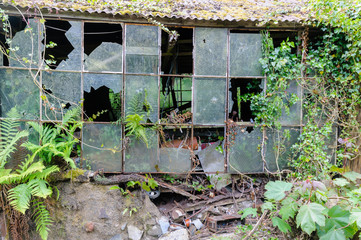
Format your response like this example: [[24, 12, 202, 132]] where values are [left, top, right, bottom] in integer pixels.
[[82, 123, 122, 172], [193, 78, 226, 124], [84, 42, 122, 72], [194, 28, 227, 76], [0, 69, 39, 119], [230, 33, 263, 77]]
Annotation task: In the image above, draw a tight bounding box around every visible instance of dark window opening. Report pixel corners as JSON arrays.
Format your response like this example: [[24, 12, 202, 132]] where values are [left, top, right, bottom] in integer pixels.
[[269, 31, 298, 53], [194, 127, 224, 149], [161, 27, 193, 75], [42, 20, 74, 69], [160, 128, 195, 149], [229, 79, 263, 122], [83, 86, 121, 122], [160, 77, 192, 120]]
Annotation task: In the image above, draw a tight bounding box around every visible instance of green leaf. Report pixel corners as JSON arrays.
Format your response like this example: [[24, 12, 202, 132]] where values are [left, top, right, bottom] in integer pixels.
[[239, 208, 258, 220], [264, 181, 293, 201], [147, 178, 158, 190], [8, 183, 32, 214], [333, 178, 349, 187], [350, 208, 361, 228], [141, 181, 150, 192], [109, 186, 120, 190], [279, 199, 298, 220], [261, 202, 274, 212], [319, 228, 346, 240], [296, 203, 326, 235], [272, 216, 291, 233], [342, 172, 361, 182]]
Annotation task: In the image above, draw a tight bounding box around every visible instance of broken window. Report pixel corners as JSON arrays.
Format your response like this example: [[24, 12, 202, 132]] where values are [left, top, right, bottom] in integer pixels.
[[43, 20, 81, 70], [82, 123, 122, 172], [230, 32, 263, 77], [228, 78, 263, 122], [228, 127, 264, 173], [41, 71, 81, 121], [159, 127, 192, 172], [194, 28, 227, 76], [84, 22, 122, 72], [83, 73, 122, 122], [160, 77, 192, 120], [0, 69, 39, 119], [194, 127, 225, 172], [265, 127, 300, 172], [8, 17, 39, 68], [193, 78, 226, 125], [125, 24, 159, 74], [124, 128, 158, 172], [161, 27, 193, 75], [125, 75, 158, 123]]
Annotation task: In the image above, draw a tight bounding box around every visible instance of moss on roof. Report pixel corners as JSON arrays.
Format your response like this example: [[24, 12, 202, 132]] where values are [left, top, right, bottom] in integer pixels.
[[0, 0, 309, 23]]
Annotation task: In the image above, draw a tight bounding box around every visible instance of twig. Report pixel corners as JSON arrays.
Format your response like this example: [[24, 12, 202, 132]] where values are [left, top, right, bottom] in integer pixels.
[[243, 210, 269, 240]]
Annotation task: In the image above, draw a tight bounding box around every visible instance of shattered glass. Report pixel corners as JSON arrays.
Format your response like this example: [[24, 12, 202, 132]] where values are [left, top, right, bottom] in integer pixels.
[[56, 21, 82, 70], [82, 123, 122, 172], [279, 80, 302, 125], [0, 69, 39, 119], [124, 128, 158, 172], [41, 71, 81, 121], [198, 140, 225, 172], [229, 127, 264, 173], [84, 73, 122, 93], [194, 28, 227, 76], [9, 18, 39, 68], [125, 75, 158, 123], [126, 24, 159, 74], [265, 127, 300, 172], [193, 78, 226, 124], [159, 148, 191, 172], [230, 33, 263, 76], [84, 42, 123, 72]]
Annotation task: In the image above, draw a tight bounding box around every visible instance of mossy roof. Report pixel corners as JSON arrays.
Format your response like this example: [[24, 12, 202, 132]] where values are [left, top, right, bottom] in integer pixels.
[[0, 0, 309, 23]]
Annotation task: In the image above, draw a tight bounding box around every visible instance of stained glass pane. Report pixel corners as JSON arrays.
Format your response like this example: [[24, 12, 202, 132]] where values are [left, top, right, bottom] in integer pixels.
[[193, 78, 226, 124], [0, 69, 39, 119], [126, 24, 159, 74], [230, 33, 262, 77], [125, 75, 158, 123], [194, 28, 227, 76], [9, 18, 39, 67], [265, 127, 300, 172], [229, 127, 264, 173], [124, 128, 158, 172], [82, 123, 122, 172], [42, 71, 81, 121]]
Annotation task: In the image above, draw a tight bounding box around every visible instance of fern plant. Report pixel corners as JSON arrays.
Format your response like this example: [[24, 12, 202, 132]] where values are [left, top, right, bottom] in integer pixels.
[[0, 144, 59, 240], [23, 107, 82, 169], [0, 108, 29, 168]]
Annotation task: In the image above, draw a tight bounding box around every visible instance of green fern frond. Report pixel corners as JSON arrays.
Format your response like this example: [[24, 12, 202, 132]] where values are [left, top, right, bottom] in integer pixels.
[[32, 200, 52, 240], [8, 183, 32, 214], [31, 165, 59, 181], [61, 107, 81, 126], [125, 114, 149, 148], [28, 179, 53, 198], [0, 130, 29, 168], [127, 91, 144, 116]]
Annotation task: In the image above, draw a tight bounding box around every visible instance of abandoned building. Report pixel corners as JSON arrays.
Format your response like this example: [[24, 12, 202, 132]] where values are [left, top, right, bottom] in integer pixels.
[[0, 0, 337, 174]]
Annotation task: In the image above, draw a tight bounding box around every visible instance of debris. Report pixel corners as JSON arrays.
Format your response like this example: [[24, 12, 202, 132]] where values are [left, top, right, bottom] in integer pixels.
[[159, 216, 170, 234], [147, 225, 162, 237], [127, 225, 143, 240], [171, 208, 185, 222], [192, 219, 203, 230], [206, 214, 243, 232], [84, 221, 94, 232], [159, 228, 189, 240], [156, 179, 202, 201]]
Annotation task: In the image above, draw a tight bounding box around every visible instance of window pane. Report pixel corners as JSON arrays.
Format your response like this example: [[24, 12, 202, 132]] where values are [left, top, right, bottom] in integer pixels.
[[84, 23, 123, 72], [124, 128, 158, 172], [265, 127, 300, 172], [83, 73, 122, 122], [0, 69, 39, 119], [279, 80, 302, 125], [42, 71, 81, 121], [230, 33, 262, 76], [229, 127, 264, 173], [9, 18, 39, 67], [126, 25, 159, 74], [193, 78, 226, 124], [194, 28, 227, 76], [125, 75, 158, 123], [82, 123, 122, 172]]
